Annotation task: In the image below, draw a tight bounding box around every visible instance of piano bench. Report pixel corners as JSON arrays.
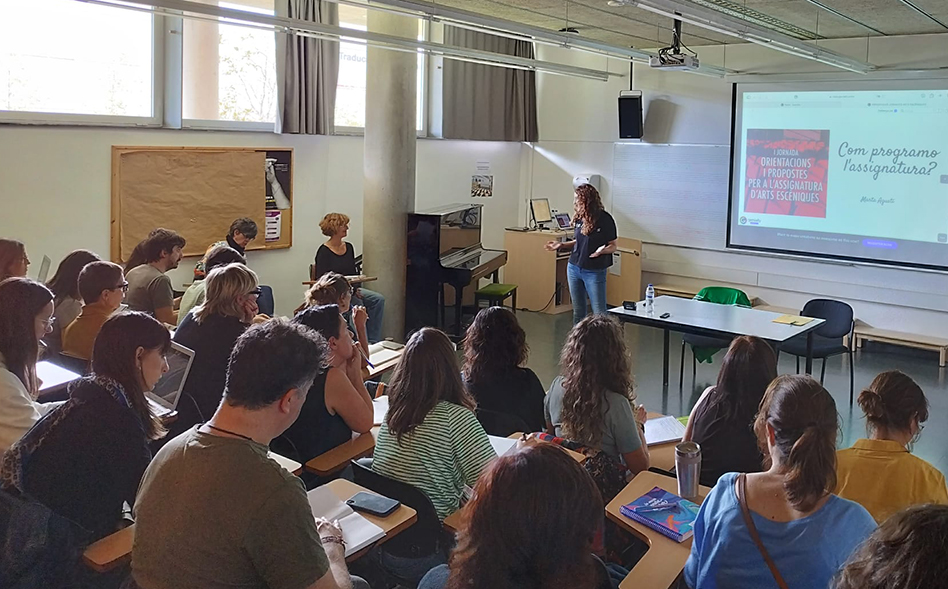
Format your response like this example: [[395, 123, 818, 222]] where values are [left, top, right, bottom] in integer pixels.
[[474, 283, 518, 314]]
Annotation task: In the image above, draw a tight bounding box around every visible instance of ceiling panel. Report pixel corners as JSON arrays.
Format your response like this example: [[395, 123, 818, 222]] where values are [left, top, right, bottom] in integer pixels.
[[806, 0, 948, 35]]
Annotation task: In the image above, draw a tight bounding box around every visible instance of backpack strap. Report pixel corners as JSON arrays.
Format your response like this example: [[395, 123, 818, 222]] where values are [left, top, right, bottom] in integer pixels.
[[736, 473, 790, 589]]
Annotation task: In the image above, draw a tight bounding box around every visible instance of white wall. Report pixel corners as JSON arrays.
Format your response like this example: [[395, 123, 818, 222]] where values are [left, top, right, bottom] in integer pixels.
[[0, 126, 520, 316], [531, 34, 948, 337]]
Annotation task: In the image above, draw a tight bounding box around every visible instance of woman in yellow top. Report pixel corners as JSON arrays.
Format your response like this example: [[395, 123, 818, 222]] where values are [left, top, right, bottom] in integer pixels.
[[836, 370, 948, 523]]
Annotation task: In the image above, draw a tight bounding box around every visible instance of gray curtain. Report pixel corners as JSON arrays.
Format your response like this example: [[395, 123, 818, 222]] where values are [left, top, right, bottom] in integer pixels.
[[276, 0, 339, 134], [442, 27, 539, 142]]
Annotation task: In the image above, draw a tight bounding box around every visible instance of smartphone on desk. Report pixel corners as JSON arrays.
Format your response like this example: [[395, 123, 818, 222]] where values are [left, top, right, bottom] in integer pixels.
[[347, 492, 400, 517]]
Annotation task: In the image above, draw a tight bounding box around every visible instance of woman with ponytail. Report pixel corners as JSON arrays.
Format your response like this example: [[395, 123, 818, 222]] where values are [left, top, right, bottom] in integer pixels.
[[836, 371, 947, 523], [683, 375, 875, 589]]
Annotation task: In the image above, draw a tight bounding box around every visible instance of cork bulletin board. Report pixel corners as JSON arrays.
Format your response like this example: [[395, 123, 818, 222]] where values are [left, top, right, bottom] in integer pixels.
[[111, 146, 294, 262]]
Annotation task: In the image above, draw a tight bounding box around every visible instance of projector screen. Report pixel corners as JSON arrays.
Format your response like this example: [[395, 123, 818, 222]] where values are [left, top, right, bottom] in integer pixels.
[[728, 80, 948, 271]]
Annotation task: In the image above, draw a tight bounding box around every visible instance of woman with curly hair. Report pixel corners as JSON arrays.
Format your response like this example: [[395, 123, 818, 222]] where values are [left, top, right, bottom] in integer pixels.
[[462, 307, 545, 432], [544, 314, 649, 477], [833, 504, 948, 589], [543, 184, 617, 324]]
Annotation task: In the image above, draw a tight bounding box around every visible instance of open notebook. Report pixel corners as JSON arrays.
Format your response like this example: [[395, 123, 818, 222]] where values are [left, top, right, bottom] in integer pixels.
[[307, 487, 385, 557], [645, 416, 687, 446], [367, 343, 401, 366]]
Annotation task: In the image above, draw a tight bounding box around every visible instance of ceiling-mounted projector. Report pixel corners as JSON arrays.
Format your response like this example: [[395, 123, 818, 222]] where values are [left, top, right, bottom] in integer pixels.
[[649, 54, 699, 71]]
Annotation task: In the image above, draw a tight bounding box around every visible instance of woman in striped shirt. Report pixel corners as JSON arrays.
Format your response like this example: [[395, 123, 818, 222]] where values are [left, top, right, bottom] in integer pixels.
[[372, 327, 496, 585]]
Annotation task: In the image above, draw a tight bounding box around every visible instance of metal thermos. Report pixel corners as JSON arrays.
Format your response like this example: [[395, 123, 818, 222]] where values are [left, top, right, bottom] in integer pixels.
[[676, 441, 702, 500]]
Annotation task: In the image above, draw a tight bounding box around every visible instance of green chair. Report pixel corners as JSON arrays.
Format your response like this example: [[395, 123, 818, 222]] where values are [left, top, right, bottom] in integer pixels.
[[679, 286, 751, 387], [474, 283, 518, 314]]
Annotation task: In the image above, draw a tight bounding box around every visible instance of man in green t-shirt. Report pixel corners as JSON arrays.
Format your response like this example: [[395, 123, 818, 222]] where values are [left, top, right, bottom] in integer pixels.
[[131, 319, 368, 589]]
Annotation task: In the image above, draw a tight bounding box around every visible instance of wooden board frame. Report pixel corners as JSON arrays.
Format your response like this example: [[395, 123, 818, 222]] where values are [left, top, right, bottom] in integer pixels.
[[111, 145, 294, 262]]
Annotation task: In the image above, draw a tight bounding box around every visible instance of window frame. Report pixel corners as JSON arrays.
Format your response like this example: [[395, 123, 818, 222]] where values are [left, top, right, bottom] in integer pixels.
[[0, 10, 164, 128]]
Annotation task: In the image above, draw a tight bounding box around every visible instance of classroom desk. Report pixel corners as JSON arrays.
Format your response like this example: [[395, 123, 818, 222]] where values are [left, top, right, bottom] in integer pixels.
[[609, 296, 825, 386], [328, 479, 418, 562], [606, 471, 711, 589], [305, 428, 379, 477], [302, 275, 378, 287], [269, 452, 303, 476], [36, 360, 81, 396]]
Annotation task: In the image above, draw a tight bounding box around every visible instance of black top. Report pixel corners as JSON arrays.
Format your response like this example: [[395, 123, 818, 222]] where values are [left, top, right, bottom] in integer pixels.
[[689, 387, 765, 487], [568, 211, 617, 271], [315, 243, 357, 279], [465, 367, 546, 433], [173, 312, 248, 428], [22, 379, 151, 539], [275, 371, 350, 462]]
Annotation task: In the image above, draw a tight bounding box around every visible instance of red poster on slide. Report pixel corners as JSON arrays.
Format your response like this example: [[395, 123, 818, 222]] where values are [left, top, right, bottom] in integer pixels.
[[744, 129, 829, 218]]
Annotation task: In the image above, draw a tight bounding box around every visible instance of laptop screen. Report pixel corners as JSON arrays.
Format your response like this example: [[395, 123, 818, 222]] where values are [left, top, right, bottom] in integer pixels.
[[555, 213, 572, 229], [149, 342, 195, 409]]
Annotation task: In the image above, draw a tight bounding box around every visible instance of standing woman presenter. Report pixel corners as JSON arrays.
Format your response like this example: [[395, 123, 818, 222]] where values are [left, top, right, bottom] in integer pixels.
[[544, 184, 618, 324]]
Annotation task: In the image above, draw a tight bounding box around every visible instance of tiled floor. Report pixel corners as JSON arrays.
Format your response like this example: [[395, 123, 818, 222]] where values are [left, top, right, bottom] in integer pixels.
[[515, 310, 948, 476]]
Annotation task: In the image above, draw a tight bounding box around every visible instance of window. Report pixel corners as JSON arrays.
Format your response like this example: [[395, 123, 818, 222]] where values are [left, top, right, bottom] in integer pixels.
[[335, 5, 425, 132], [0, 0, 154, 122], [182, 0, 277, 125]]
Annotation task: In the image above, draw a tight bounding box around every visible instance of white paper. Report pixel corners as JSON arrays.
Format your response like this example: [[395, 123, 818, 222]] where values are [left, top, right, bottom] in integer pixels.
[[645, 416, 687, 446], [373, 396, 389, 426], [367, 345, 401, 366], [609, 253, 622, 276], [267, 452, 301, 474], [36, 360, 80, 393], [307, 487, 386, 557], [488, 435, 517, 457], [265, 210, 281, 242]]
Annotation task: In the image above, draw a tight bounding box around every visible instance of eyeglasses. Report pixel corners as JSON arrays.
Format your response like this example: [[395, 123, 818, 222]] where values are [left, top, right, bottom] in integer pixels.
[[112, 282, 129, 293], [247, 287, 263, 296]]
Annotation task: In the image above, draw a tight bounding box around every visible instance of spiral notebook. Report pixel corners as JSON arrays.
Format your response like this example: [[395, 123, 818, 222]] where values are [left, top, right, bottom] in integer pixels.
[[619, 486, 699, 543]]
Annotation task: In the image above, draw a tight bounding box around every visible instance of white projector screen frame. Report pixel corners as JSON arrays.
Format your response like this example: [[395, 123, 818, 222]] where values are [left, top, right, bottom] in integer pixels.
[[727, 79, 948, 272]]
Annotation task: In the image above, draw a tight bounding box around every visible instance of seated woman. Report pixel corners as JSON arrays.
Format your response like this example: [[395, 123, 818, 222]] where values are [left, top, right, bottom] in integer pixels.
[[173, 263, 262, 430], [43, 249, 101, 356], [62, 261, 126, 361], [177, 245, 246, 326], [545, 315, 649, 482], [682, 336, 776, 487], [462, 307, 545, 433], [0, 312, 169, 542], [373, 327, 495, 585], [280, 304, 373, 464], [0, 278, 64, 451], [314, 213, 385, 343], [419, 444, 613, 589], [684, 375, 876, 589], [0, 239, 29, 282], [304, 272, 369, 362], [836, 371, 947, 523], [833, 504, 948, 589]]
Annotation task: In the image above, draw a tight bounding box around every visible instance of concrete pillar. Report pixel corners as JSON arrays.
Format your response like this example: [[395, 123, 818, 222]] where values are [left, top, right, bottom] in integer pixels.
[[363, 12, 417, 340]]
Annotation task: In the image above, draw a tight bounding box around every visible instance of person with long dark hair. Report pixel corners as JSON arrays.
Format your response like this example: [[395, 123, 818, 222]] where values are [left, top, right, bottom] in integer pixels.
[[44, 249, 101, 355], [0, 278, 63, 450], [833, 504, 948, 589], [545, 315, 649, 477], [682, 336, 777, 486], [419, 444, 611, 589], [543, 184, 617, 324], [683, 375, 876, 589], [0, 239, 29, 282], [0, 312, 169, 541], [836, 371, 947, 523], [462, 306, 545, 432]]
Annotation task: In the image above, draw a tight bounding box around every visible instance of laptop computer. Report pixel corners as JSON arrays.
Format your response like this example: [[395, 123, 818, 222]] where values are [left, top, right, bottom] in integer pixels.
[[554, 213, 572, 231], [36, 255, 51, 283], [146, 341, 195, 418]]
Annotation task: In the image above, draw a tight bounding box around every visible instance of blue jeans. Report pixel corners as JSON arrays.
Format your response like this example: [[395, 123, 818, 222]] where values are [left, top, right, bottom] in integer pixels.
[[567, 262, 608, 324], [353, 288, 385, 343]]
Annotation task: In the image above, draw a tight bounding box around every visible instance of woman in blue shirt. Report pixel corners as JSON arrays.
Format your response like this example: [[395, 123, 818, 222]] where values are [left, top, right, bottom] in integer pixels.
[[684, 374, 876, 589]]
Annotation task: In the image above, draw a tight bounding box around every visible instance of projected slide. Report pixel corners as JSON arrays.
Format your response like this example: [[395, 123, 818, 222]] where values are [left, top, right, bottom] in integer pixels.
[[728, 83, 948, 270]]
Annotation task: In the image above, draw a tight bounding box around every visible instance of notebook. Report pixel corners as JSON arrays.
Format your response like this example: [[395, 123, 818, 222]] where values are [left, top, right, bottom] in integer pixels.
[[488, 435, 517, 457], [619, 486, 700, 542], [307, 486, 386, 557], [645, 415, 687, 446], [367, 343, 401, 366], [373, 395, 389, 426], [772, 314, 815, 326]]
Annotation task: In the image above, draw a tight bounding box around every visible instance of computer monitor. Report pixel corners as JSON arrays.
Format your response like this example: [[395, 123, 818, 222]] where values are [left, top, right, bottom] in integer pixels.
[[530, 198, 553, 225]]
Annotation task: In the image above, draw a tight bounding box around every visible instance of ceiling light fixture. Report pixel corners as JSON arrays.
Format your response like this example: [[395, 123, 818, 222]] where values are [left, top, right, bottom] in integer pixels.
[[76, 0, 620, 81], [610, 0, 874, 73]]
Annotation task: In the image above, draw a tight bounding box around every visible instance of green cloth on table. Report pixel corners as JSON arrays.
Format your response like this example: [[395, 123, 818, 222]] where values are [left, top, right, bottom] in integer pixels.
[[691, 287, 751, 363]]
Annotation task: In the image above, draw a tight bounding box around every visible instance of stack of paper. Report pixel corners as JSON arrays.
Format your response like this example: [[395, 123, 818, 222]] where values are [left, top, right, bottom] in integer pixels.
[[373, 396, 389, 426], [367, 343, 401, 365], [644, 416, 687, 446], [488, 435, 517, 457], [306, 487, 385, 557], [772, 314, 815, 326]]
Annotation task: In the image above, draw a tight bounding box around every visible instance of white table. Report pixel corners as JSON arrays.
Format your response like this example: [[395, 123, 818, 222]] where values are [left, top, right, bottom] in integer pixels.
[[36, 360, 82, 396], [609, 296, 825, 386]]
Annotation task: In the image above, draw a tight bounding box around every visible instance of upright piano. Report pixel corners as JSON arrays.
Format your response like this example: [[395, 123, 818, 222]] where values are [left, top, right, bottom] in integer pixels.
[[406, 204, 508, 337]]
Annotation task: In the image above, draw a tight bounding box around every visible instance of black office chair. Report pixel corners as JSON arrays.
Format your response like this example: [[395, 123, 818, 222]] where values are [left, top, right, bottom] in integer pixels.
[[777, 298, 855, 404], [475, 408, 530, 438], [350, 460, 452, 561]]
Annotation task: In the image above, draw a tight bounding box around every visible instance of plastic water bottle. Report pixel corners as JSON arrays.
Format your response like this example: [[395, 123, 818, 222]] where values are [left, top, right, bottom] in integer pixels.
[[645, 284, 655, 314]]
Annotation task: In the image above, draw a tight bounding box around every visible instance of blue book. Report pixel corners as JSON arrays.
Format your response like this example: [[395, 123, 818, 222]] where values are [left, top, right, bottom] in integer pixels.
[[619, 486, 699, 543]]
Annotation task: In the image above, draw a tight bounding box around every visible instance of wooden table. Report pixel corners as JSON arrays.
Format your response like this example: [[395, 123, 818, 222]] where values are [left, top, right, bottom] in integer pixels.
[[606, 471, 711, 589], [305, 428, 379, 477], [326, 479, 418, 562], [303, 275, 378, 287]]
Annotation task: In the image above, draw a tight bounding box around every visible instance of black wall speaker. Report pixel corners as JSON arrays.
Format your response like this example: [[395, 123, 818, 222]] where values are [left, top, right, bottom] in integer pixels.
[[618, 91, 644, 139]]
